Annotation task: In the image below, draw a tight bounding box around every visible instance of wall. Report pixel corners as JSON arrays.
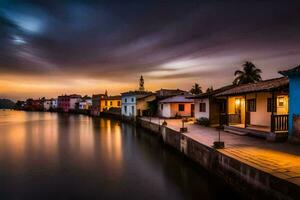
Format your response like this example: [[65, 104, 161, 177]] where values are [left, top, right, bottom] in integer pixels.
[[247, 93, 272, 127], [289, 78, 300, 135], [136, 95, 156, 116], [121, 95, 136, 117], [101, 99, 121, 112], [137, 119, 300, 200], [194, 98, 210, 120], [170, 103, 193, 117], [159, 103, 171, 118]]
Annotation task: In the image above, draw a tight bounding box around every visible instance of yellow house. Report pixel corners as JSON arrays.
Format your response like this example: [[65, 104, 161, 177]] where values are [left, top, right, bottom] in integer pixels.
[[100, 95, 121, 112], [216, 77, 289, 141]]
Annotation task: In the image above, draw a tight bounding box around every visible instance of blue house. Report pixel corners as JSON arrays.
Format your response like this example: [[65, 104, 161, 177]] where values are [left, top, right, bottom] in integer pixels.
[[280, 65, 300, 143]]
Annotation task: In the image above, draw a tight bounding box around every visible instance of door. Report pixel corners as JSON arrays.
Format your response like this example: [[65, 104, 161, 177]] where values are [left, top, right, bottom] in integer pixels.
[[191, 104, 194, 117]]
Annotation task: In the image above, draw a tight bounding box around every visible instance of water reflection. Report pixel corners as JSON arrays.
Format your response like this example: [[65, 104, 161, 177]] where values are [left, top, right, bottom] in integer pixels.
[[0, 110, 241, 200]]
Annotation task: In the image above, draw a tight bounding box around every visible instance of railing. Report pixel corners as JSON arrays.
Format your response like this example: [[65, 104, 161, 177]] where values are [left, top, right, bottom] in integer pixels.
[[271, 114, 289, 132], [228, 114, 241, 124]]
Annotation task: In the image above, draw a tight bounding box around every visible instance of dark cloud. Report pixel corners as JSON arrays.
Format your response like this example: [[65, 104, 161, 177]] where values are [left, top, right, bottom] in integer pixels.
[[0, 0, 300, 83]]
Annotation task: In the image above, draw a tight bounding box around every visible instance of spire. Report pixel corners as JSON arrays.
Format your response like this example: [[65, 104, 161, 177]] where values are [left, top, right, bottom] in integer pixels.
[[105, 90, 108, 96], [139, 75, 145, 91]]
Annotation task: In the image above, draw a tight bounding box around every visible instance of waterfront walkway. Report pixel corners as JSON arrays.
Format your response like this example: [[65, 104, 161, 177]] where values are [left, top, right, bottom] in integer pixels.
[[141, 117, 300, 186]]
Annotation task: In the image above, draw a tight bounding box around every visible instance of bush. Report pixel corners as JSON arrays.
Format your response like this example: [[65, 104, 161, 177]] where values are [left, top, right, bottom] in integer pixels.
[[197, 117, 210, 127]]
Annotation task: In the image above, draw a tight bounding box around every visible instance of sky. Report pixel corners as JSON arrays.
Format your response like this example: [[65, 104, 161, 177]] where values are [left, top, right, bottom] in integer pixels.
[[1, 0, 300, 100]]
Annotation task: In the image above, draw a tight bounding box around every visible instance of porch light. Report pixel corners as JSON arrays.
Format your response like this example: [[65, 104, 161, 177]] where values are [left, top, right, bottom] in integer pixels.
[[235, 98, 241, 106]]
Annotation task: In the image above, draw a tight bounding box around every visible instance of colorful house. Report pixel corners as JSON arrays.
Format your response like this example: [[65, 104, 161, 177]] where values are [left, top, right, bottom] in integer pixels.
[[58, 94, 82, 112], [158, 95, 194, 118], [216, 77, 289, 141], [279, 65, 300, 143], [100, 95, 121, 112], [91, 94, 105, 116], [121, 91, 156, 119]]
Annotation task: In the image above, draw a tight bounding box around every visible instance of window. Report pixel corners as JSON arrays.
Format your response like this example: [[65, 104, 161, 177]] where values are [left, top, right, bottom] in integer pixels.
[[199, 103, 206, 112], [105, 101, 107, 106], [278, 97, 285, 107], [267, 98, 273, 112], [131, 106, 134, 114], [161, 104, 163, 110], [124, 106, 127, 113], [124, 98, 127, 103], [110, 101, 112, 106], [131, 98, 134, 102], [178, 104, 185, 111], [118, 101, 121, 106], [247, 99, 256, 112]]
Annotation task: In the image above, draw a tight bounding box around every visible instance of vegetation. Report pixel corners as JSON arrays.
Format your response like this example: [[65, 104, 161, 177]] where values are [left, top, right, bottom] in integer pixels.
[[197, 117, 210, 127], [0, 99, 15, 109], [233, 61, 262, 85], [190, 83, 202, 95], [206, 86, 214, 93]]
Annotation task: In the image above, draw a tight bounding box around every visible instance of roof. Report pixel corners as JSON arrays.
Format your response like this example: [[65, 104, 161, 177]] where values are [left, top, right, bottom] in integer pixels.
[[279, 65, 300, 76], [216, 77, 289, 96], [155, 88, 187, 96], [102, 95, 121, 100], [121, 90, 153, 96], [188, 85, 235, 99], [136, 93, 156, 100], [159, 95, 193, 103]]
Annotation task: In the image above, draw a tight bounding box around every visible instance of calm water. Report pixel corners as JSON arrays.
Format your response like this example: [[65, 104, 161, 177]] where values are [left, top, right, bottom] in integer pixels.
[[0, 110, 241, 199]]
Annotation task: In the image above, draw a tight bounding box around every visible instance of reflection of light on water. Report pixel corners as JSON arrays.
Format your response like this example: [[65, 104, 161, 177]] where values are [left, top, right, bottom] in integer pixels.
[[79, 116, 94, 159], [0, 111, 59, 170], [100, 119, 123, 172]]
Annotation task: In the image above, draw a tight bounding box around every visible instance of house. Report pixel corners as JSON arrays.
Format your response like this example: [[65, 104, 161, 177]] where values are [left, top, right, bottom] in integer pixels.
[[216, 77, 289, 141], [58, 94, 82, 112], [121, 91, 156, 119], [79, 97, 92, 110], [100, 95, 121, 112], [158, 95, 194, 118], [188, 85, 235, 127], [279, 65, 300, 143], [51, 98, 58, 110], [91, 94, 106, 116], [43, 99, 52, 111]]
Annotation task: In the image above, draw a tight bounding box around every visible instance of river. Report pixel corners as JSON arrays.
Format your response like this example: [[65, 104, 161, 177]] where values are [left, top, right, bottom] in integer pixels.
[[0, 110, 241, 199]]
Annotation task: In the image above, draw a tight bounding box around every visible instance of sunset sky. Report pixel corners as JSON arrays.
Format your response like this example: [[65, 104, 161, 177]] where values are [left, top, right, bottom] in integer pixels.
[[1, 0, 300, 100]]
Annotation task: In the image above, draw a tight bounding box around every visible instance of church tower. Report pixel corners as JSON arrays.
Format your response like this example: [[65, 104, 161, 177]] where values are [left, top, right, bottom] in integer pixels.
[[139, 75, 145, 91]]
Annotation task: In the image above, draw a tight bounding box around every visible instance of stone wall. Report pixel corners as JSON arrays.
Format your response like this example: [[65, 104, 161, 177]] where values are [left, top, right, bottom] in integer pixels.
[[137, 119, 300, 200]]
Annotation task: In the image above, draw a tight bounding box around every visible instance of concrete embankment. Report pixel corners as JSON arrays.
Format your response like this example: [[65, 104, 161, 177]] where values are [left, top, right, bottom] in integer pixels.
[[136, 118, 300, 200]]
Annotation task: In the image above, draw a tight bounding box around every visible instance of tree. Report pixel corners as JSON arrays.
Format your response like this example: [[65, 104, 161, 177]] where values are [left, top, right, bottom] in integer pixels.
[[190, 83, 202, 95], [233, 61, 262, 85], [206, 86, 214, 93]]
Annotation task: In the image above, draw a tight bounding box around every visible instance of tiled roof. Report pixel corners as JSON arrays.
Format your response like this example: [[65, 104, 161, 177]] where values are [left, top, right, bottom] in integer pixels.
[[188, 85, 235, 99], [279, 65, 300, 76], [216, 77, 289, 96], [121, 91, 153, 96], [159, 95, 193, 103], [102, 95, 121, 100]]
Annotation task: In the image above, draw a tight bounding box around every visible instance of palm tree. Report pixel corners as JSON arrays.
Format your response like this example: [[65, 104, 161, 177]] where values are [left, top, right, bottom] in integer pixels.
[[233, 61, 262, 85], [190, 83, 202, 95]]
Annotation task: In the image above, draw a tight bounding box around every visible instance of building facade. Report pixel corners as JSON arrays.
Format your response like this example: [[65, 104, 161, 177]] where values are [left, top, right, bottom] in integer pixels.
[[158, 95, 194, 118]]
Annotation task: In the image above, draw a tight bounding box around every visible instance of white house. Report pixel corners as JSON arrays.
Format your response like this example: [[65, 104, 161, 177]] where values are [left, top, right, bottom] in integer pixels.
[[189, 85, 234, 127], [158, 95, 194, 118], [121, 91, 156, 119], [69, 94, 82, 110], [79, 99, 92, 110], [51, 99, 58, 109], [43, 99, 52, 111]]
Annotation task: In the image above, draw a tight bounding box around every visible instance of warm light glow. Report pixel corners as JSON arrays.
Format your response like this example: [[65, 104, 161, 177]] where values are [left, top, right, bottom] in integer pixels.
[[235, 98, 241, 106]]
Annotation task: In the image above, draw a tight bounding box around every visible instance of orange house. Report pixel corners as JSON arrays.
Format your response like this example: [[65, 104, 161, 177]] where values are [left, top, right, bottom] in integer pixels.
[[100, 95, 121, 112]]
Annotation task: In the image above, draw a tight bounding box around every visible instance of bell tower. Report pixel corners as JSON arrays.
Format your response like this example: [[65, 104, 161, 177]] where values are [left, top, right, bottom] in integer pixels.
[[139, 75, 145, 91]]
